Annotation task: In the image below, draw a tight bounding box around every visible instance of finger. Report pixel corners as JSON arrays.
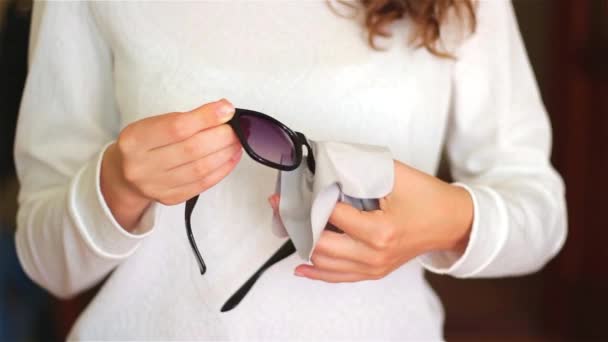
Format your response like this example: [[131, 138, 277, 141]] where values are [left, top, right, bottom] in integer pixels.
[[122, 98, 235, 150], [294, 265, 369, 283], [312, 230, 379, 267], [158, 143, 242, 188], [268, 194, 280, 211], [187, 98, 235, 130], [157, 149, 242, 205], [270, 196, 285, 232], [151, 124, 240, 170], [328, 202, 381, 245], [309, 251, 373, 275]]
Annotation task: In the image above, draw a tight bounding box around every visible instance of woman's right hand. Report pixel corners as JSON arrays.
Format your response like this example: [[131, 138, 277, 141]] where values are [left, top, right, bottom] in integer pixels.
[[100, 98, 243, 232]]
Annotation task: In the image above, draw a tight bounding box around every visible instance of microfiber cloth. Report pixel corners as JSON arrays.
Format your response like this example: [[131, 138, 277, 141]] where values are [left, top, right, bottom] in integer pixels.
[[271, 140, 395, 261], [220, 140, 395, 312]]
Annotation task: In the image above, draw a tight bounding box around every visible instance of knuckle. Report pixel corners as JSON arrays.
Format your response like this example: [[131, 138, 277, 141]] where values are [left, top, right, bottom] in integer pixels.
[[369, 269, 387, 280], [168, 116, 191, 140], [198, 115, 215, 130], [368, 264, 391, 279], [197, 176, 216, 192], [138, 188, 155, 201], [117, 127, 136, 154], [312, 238, 328, 255], [158, 198, 173, 206], [192, 160, 209, 178], [121, 162, 139, 183], [219, 124, 236, 143], [370, 253, 388, 267], [157, 196, 172, 206], [373, 227, 395, 250], [310, 254, 324, 266], [194, 130, 208, 146], [182, 137, 201, 157], [159, 196, 180, 206], [371, 237, 389, 250]]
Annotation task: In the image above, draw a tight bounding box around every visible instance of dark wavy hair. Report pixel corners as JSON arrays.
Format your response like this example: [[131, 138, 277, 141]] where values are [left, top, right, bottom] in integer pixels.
[[329, 0, 477, 58]]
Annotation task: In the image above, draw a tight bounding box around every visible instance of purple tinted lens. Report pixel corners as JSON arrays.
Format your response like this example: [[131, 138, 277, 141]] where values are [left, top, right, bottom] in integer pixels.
[[238, 114, 296, 167]]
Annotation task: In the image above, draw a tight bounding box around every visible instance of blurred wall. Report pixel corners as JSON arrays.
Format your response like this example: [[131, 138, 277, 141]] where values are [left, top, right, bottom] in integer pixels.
[[429, 1, 608, 341], [428, 2, 555, 339], [542, 0, 608, 339], [0, 0, 28, 229]]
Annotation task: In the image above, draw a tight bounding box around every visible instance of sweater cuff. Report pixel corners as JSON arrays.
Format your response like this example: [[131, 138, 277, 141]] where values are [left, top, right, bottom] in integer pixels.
[[417, 182, 508, 278], [67, 142, 160, 259]]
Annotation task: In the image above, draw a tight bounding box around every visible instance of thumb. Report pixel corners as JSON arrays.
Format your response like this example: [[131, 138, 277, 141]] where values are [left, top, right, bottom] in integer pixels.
[[187, 98, 235, 130]]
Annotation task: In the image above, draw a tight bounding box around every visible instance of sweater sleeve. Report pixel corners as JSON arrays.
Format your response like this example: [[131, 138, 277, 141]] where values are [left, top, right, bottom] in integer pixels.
[[14, 1, 160, 299], [417, 0, 567, 277]]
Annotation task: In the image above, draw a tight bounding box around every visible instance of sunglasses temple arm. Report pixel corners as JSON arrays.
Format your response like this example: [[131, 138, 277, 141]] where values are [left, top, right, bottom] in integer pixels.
[[306, 152, 316, 175], [185, 195, 207, 274], [297, 132, 316, 175]]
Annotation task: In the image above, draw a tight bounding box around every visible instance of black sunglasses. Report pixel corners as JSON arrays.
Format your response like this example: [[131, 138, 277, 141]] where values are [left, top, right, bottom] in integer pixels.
[[184, 108, 316, 310]]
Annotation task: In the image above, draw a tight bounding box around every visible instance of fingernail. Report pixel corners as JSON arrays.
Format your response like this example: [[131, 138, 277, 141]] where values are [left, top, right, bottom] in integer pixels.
[[216, 99, 234, 120], [294, 269, 305, 277]]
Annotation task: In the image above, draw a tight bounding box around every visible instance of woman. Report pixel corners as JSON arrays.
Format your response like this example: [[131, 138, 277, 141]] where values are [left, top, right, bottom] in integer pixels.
[[14, 0, 567, 339]]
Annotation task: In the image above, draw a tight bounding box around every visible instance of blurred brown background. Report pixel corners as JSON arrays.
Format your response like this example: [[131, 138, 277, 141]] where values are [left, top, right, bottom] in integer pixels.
[[1, 1, 607, 341]]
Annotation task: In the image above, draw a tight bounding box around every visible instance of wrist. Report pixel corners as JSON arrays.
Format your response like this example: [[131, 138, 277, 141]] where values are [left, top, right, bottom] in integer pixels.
[[100, 143, 151, 231], [443, 184, 474, 254]]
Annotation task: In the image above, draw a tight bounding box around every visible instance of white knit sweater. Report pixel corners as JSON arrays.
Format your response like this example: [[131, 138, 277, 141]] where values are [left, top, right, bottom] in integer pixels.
[[14, 1, 567, 340]]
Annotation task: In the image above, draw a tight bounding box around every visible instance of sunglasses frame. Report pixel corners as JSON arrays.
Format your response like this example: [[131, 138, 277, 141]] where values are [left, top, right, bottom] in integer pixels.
[[185, 107, 316, 276], [228, 108, 316, 173]]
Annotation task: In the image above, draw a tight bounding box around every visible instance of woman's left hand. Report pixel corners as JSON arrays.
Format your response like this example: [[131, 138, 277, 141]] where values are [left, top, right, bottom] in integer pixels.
[[268, 160, 474, 283]]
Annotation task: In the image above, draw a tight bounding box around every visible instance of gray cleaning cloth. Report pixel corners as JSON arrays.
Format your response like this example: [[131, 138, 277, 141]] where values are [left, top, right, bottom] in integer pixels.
[[271, 140, 395, 261]]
